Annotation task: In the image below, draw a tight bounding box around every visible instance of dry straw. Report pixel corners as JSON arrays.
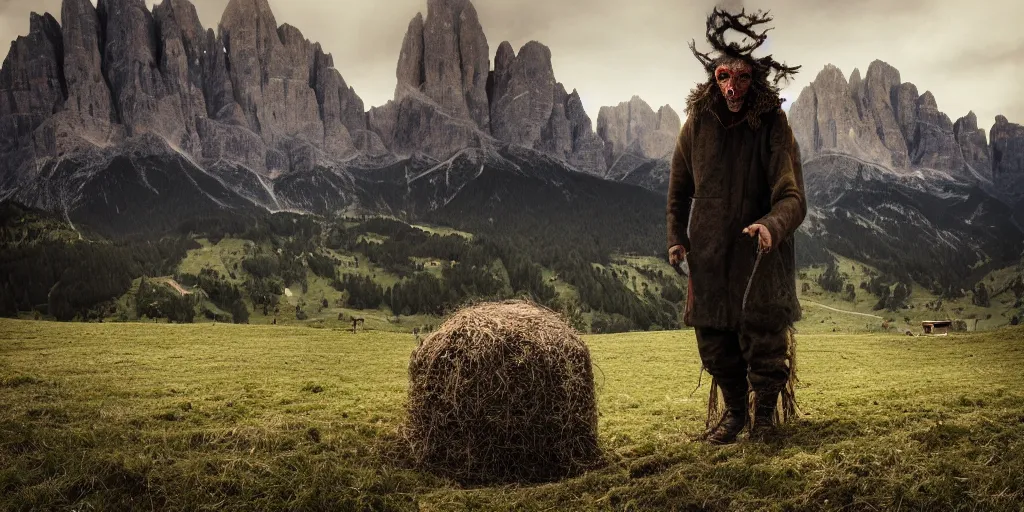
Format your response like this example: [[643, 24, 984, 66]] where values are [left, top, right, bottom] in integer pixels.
[[404, 299, 600, 484]]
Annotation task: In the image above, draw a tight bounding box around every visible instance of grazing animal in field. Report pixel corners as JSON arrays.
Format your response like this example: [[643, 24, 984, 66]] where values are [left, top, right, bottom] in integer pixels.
[[351, 317, 364, 333]]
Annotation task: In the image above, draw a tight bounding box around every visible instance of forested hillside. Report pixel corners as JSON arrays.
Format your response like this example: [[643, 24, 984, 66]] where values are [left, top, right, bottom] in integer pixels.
[[0, 202, 684, 332], [2, 199, 1021, 332]]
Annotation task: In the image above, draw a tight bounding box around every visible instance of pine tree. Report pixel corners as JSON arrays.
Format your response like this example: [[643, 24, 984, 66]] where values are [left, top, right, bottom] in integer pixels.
[[973, 282, 990, 307], [136, 278, 148, 319]]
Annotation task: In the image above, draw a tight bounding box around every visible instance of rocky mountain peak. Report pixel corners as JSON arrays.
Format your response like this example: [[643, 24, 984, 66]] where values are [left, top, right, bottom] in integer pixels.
[[789, 63, 884, 164], [277, 24, 307, 48], [489, 40, 555, 146], [0, 11, 65, 152], [990, 115, 1024, 196], [494, 41, 515, 71], [790, 59, 1024, 215], [955, 110, 992, 180], [395, 13, 425, 97], [162, 0, 205, 40], [911, 90, 964, 171], [370, 0, 493, 160], [817, 64, 848, 85], [97, 0, 173, 137], [0, 0, 383, 181], [848, 68, 862, 90], [221, 0, 278, 26], [865, 60, 900, 82], [958, 110, 979, 130], [791, 62, 968, 175], [859, 59, 908, 166], [405, 0, 489, 128], [916, 91, 938, 110], [486, 39, 606, 175], [596, 96, 679, 180], [657, 105, 681, 133], [28, 11, 59, 36], [376, 3, 610, 175], [60, 0, 119, 137]]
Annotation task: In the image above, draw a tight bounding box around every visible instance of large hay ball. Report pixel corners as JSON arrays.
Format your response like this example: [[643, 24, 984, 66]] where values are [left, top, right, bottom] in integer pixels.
[[405, 300, 600, 484]]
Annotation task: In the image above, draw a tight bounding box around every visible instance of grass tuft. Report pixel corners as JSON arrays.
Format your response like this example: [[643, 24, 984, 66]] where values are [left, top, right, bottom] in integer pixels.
[[0, 374, 42, 388]]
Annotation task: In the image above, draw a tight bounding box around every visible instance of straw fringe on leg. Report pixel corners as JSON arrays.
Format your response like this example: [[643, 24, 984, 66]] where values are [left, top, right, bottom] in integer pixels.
[[749, 325, 799, 440]]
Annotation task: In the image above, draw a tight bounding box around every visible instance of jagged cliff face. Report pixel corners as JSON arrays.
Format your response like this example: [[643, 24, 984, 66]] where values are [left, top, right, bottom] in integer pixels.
[[953, 111, 992, 180], [371, 4, 610, 176], [789, 59, 1023, 192], [0, 13, 66, 153], [596, 96, 680, 181], [0, 0, 384, 185], [367, 1, 490, 160], [991, 115, 1024, 198]]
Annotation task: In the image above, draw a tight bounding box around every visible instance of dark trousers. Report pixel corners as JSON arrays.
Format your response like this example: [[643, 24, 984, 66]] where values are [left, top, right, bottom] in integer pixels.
[[695, 326, 790, 392]]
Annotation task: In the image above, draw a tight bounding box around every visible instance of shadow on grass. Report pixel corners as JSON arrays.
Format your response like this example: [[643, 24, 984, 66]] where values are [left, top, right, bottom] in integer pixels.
[[757, 415, 869, 451]]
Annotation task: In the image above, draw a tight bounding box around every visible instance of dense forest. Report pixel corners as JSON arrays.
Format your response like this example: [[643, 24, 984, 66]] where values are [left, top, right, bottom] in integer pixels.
[[0, 204, 198, 321]]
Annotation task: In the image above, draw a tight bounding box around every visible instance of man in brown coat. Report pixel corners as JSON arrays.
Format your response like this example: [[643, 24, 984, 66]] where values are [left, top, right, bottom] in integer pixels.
[[667, 9, 807, 444]]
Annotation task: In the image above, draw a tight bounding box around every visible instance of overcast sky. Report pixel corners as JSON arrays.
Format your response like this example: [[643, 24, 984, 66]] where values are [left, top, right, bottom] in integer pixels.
[[2, 0, 1021, 138]]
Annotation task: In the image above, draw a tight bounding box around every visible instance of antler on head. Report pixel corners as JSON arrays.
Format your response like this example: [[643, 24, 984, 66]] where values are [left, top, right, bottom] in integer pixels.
[[757, 55, 802, 86], [705, 8, 774, 57], [689, 7, 801, 87], [688, 39, 715, 71]]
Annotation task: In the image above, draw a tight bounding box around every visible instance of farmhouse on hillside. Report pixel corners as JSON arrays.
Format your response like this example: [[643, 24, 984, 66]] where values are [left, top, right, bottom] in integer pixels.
[[921, 320, 952, 336]]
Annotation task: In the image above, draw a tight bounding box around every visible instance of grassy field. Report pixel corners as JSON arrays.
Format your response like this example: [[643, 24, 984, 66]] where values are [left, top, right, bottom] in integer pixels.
[[178, 238, 255, 285], [2, 319, 1023, 511], [409, 224, 474, 240]]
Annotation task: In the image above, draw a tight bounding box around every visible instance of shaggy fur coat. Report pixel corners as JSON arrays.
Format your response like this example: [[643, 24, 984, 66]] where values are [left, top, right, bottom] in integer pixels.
[[667, 88, 807, 333]]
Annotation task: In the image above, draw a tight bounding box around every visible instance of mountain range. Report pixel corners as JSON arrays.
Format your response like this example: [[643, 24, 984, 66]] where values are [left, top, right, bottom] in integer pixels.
[[0, 0, 679, 214], [789, 62, 1024, 213], [1, 0, 1022, 293]]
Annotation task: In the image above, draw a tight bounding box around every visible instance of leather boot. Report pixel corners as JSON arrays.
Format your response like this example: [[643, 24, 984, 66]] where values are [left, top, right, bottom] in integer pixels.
[[748, 388, 780, 441], [706, 379, 748, 445]]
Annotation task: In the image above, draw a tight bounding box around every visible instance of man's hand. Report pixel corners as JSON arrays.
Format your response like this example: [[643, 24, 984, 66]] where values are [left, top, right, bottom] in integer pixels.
[[669, 245, 686, 267], [668, 245, 687, 275], [742, 223, 772, 252]]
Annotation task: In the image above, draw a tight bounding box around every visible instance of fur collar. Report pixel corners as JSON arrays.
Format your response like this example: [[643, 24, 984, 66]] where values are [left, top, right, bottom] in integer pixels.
[[685, 81, 783, 131]]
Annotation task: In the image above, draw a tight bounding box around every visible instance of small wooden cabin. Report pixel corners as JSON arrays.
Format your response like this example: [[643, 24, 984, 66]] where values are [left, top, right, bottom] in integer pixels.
[[921, 320, 951, 336]]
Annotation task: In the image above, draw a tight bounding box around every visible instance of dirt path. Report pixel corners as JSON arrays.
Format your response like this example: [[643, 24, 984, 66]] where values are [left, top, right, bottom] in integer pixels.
[[801, 299, 883, 319], [162, 278, 191, 296]]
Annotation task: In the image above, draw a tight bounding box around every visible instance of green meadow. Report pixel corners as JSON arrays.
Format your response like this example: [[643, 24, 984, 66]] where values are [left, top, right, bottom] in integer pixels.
[[2, 319, 1023, 511]]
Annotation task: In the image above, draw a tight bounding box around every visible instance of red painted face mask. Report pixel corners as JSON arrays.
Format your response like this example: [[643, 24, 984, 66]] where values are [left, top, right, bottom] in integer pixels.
[[715, 60, 753, 111]]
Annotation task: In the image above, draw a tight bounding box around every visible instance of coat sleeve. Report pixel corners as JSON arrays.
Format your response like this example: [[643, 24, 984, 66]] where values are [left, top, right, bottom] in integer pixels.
[[755, 110, 807, 248], [667, 117, 695, 252]]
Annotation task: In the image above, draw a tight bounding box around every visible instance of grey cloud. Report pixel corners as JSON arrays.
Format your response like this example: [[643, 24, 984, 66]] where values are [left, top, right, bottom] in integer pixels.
[[939, 41, 1024, 73], [715, 0, 745, 12]]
